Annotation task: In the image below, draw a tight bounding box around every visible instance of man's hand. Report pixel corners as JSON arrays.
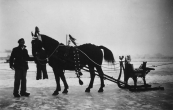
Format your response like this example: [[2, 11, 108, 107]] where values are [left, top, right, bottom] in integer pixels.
[[31, 32, 34, 36], [10, 66, 14, 70]]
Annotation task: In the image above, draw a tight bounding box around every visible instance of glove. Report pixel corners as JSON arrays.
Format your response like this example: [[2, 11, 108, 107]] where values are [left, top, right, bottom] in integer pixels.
[[34, 57, 37, 63]]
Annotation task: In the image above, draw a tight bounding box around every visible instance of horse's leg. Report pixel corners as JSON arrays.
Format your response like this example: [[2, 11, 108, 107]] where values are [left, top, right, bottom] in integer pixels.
[[96, 66, 105, 92], [60, 71, 69, 94], [143, 76, 147, 88], [85, 66, 95, 93], [124, 75, 129, 87], [52, 67, 61, 95], [133, 77, 137, 89]]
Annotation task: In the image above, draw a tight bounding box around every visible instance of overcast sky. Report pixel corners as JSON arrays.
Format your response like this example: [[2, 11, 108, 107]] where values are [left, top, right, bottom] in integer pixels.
[[0, 0, 173, 57]]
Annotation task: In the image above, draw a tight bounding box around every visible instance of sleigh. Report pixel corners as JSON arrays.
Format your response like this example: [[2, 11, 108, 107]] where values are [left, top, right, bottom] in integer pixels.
[[80, 55, 164, 92], [117, 56, 164, 92]]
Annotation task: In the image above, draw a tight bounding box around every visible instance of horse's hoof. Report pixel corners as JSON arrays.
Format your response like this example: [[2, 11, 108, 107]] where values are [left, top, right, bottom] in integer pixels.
[[52, 91, 59, 96], [62, 89, 68, 94], [98, 88, 104, 92], [85, 88, 90, 93]]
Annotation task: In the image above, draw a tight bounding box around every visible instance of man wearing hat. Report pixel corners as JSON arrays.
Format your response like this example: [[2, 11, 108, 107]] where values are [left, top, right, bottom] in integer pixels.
[[9, 38, 35, 97]]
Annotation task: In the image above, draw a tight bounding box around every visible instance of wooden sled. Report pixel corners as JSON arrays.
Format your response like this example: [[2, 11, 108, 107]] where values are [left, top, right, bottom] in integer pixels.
[[118, 56, 164, 92]]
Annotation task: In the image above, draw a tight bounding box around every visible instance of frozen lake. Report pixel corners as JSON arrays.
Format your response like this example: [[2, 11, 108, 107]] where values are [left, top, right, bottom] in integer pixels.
[[0, 59, 173, 110], [0, 60, 173, 88]]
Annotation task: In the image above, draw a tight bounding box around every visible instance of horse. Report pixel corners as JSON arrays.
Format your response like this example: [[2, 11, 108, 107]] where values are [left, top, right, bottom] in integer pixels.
[[31, 33, 115, 95]]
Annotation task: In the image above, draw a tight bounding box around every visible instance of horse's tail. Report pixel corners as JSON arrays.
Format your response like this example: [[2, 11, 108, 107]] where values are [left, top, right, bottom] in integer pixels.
[[99, 46, 115, 64]]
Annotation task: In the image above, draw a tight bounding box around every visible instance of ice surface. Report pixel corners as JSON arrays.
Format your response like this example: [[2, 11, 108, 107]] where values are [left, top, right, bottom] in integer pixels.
[[0, 61, 173, 110], [0, 61, 173, 88]]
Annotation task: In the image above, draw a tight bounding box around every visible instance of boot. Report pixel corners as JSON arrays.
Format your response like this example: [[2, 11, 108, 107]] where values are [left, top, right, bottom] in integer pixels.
[[13, 93, 20, 98], [20, 92, 30, 97]]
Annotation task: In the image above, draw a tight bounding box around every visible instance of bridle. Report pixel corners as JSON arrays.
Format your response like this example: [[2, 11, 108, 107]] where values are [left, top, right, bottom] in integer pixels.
[[34, 40, 64, 65]]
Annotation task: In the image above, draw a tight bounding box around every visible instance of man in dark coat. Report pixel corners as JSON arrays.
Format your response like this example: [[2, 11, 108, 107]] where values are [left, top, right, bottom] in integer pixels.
[[9, 38, 35, 97]]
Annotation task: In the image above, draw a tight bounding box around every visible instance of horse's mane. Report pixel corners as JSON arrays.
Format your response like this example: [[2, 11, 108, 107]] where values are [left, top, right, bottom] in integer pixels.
[[40, 34, 61, 54]]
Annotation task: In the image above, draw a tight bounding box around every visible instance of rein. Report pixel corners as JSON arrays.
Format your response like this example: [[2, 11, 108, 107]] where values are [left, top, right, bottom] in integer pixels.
[[77, 48, 117, 70], [36, 43, 117, 70], [36, 43, 64, 64]]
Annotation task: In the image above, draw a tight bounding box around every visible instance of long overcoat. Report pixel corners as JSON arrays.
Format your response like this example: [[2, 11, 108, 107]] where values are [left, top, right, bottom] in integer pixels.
[[10, 46, 34, 70]]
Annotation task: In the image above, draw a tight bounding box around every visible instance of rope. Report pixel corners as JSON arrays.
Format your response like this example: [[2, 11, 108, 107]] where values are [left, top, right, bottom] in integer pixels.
[[35, 37, 119, 71], [36, 45, 118, 71], [35, 44, 64, 63], [35, 56, 47, 65], [77, 48, 118, 70], [47, 44, 61, 59]]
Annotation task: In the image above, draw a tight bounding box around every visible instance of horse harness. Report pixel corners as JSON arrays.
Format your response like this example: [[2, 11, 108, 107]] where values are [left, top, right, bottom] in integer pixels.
[[62, 45, 83, 77], [73, 47, 83, 77], [38, 43, 83, 77]]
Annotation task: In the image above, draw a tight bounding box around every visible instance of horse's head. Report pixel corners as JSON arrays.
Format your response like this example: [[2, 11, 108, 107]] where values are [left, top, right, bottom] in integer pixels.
[[31, 26, 62, 57], [31, 26, 43, 57], [31, 38, 43, 57]]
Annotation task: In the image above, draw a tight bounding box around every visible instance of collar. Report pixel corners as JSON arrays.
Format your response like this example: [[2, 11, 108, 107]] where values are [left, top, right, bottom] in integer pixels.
[[18, 45, 26, 50]]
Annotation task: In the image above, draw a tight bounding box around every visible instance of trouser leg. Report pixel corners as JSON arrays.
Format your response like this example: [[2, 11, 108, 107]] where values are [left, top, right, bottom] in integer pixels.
[[36, 64, 42, 80], [41, 65, 48, 79], [13, 69, 22, 94], [20, 69, 27, 93]]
